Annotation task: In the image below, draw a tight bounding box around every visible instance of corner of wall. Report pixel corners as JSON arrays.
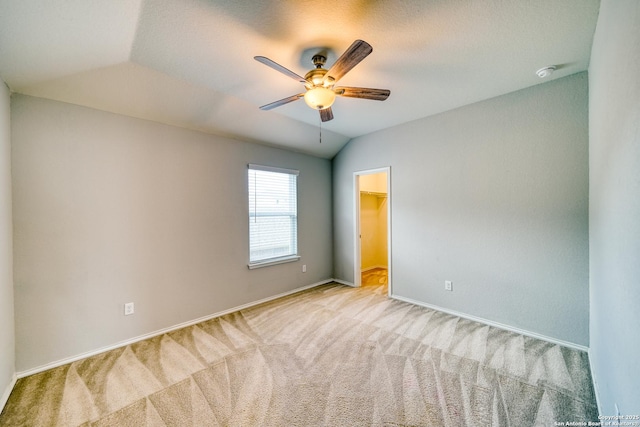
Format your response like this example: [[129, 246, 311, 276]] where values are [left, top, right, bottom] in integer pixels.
[[0, 76, 16, 414], [0, 373, 17, 414]]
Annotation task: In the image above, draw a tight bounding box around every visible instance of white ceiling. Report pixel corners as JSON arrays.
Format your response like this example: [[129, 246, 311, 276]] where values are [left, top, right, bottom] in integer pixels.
[[0, 0, 600, 158]]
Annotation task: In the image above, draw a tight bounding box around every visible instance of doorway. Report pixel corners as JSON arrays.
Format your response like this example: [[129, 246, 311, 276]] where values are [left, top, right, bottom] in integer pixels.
[[354, 168, 391, 296]]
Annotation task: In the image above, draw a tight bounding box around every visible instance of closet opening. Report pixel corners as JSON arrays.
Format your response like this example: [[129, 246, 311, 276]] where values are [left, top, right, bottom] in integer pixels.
[[354, 168, 391, 295]]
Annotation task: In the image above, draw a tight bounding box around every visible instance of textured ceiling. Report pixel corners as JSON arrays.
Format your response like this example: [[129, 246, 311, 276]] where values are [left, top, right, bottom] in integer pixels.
[[0, 0, 600, 158]]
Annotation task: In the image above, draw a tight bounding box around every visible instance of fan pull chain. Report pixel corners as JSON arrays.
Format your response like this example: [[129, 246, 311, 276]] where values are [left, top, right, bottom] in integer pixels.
[[319, 114, 322, 144]]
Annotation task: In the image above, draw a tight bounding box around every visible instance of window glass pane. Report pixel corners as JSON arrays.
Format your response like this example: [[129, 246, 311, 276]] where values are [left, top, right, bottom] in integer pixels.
[[248, 166, 298, 264]]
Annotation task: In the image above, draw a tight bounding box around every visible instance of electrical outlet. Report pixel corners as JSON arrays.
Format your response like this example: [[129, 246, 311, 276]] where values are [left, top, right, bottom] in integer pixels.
[[302, 264, 307, 273], [445, 281, 453, 291], [124, 302, 134, 316]]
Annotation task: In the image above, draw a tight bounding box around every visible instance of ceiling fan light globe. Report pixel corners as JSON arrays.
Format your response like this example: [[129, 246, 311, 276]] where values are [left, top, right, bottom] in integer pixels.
[[304, 87, 336, 110]]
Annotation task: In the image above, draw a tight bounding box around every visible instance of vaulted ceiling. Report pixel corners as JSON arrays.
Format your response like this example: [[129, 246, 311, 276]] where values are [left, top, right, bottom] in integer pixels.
[[0, 0, 600, 158]]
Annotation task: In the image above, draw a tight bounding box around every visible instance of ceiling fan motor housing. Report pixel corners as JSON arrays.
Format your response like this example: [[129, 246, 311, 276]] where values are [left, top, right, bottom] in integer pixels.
[[304, 68, 333, 88]]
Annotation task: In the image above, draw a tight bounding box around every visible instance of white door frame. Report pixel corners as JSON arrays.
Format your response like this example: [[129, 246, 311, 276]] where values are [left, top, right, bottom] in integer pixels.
[[353, 167, 392, 296]]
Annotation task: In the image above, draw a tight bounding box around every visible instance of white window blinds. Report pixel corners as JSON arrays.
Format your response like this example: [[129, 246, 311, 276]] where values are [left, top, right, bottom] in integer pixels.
[[248, 164, 299, 267]]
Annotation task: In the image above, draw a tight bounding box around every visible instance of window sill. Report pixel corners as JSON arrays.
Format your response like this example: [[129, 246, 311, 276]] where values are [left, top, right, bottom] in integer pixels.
[[248, 255, 300, 270]]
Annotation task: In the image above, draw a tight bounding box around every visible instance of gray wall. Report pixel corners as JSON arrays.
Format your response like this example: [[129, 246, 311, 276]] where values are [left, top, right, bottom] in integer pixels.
[[0, 80, 15, 407], [334, 73, 589, 346], [589, 0, 640, 416], [11, 95, 333, 372]]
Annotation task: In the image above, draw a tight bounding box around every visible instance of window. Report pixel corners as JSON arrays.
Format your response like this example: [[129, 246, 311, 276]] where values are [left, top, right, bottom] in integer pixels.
[[248, 164, 299, 268]]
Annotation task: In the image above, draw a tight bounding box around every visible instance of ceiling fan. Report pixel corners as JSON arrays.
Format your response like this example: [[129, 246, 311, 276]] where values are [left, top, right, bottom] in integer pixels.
[[254, 40, 390, 122]]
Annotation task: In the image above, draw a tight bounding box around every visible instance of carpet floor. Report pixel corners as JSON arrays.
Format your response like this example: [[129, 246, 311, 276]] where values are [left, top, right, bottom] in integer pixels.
[[0, 282, 598, 426]]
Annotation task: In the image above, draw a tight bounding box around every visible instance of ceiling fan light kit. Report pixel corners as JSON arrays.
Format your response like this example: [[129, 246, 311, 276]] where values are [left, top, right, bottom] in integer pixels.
[[303, 54, 337, 110], [254, 40, 390, 122], [304, 87, 336, 110]]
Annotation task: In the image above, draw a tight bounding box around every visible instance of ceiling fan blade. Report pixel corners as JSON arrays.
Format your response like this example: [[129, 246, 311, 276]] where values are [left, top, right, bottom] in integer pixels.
[[259, 94, 304, 110], [325, 40, 373, 83], [335, 87, 390, 101], [320, 107, 334, 122], [254, 56, 306, 83]]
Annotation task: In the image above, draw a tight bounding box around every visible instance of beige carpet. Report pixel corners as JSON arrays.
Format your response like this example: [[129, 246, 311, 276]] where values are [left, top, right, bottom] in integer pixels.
[[0, 282, 598, 426]]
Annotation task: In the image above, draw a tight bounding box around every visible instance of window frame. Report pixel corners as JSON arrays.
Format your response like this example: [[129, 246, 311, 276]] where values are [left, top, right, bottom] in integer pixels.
[[247, 164, 300, 269]]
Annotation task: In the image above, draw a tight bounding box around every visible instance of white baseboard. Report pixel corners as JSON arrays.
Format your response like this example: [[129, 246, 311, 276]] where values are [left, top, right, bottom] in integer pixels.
[[17, 279, 335, 379], [391, 293, 589, 353], [17, 280, 588, 381], [333, 278, 356, 287], [1, 372, 17, 414], [588, 349, 602, 415]]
